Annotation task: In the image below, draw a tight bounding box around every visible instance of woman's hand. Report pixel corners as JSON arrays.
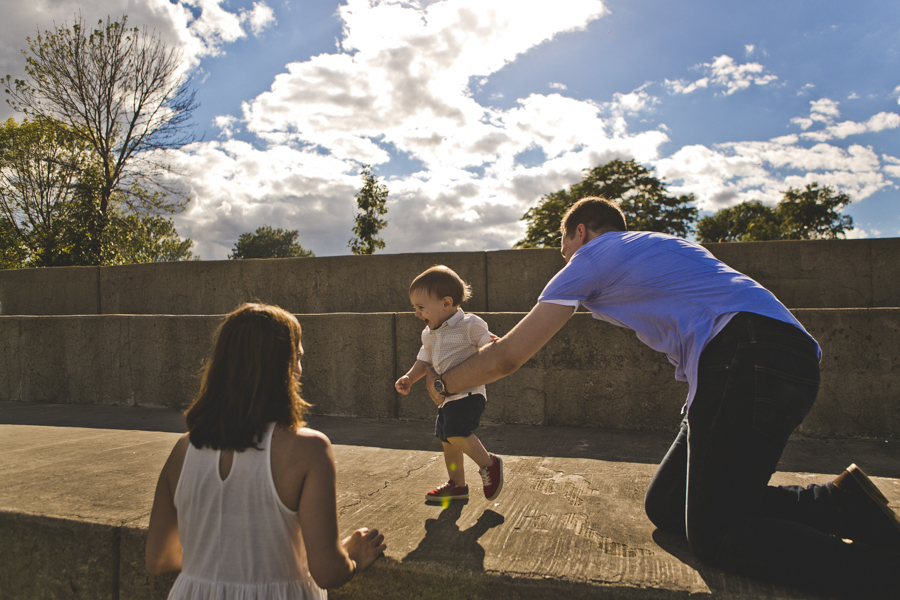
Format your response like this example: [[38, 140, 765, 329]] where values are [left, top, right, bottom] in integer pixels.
[[342, 527, 387, 572]]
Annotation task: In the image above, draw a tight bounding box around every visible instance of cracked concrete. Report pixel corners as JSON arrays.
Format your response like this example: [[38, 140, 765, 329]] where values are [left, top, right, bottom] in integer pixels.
[[3, 404, 900, 599]]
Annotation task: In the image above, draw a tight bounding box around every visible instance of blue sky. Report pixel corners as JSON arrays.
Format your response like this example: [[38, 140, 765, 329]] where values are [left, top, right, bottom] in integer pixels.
[[1, 0, 898, 259]]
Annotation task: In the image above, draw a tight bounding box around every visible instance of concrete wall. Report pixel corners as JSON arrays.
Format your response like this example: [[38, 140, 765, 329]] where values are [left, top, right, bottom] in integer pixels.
[[2, 238, 899, 316], [3, 309, 898, 438], [0, 512, 178, 600]]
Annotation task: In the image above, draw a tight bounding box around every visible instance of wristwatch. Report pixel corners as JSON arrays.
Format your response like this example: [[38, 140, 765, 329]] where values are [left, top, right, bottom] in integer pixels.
[[433, 377, 451, 396]]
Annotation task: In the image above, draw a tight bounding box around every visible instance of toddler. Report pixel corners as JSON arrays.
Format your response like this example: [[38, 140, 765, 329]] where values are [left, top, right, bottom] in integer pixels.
[[395, 265, 503, 502]]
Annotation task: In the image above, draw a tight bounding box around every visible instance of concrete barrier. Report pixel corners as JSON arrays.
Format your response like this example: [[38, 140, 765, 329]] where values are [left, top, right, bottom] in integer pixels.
[[2, 309, 898, 438], [2, 239, 899, 316]]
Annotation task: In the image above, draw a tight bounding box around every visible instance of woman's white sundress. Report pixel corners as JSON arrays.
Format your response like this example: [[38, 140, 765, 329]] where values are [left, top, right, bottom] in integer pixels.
[[168, 422, 327, 600]]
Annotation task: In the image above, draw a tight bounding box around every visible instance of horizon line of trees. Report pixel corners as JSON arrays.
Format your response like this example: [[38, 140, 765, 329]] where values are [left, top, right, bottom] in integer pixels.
[[514, 159, 855, 249]]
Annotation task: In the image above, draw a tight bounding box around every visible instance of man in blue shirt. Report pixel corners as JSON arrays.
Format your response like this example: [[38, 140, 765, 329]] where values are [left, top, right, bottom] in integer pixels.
[[427, 196, 900, 598]]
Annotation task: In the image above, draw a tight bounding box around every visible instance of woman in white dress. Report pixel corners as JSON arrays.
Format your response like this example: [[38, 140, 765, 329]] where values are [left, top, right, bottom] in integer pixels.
[[146, 303, 386, 599]]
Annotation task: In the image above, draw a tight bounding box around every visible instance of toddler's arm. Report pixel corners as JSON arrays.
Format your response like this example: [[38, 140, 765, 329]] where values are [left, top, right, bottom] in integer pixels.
[[395, 360, 429, 395]]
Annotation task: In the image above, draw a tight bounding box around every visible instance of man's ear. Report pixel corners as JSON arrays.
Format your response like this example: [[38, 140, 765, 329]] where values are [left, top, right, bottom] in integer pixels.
[[576, 223, 587, 243]]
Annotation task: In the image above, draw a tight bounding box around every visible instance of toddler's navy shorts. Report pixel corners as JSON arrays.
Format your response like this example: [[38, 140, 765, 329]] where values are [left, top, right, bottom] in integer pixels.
[[435, 393, 486, 442]]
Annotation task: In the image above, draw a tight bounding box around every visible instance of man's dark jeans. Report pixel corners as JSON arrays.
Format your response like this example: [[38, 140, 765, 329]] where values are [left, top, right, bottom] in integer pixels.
[[644, 312, 900, 597]]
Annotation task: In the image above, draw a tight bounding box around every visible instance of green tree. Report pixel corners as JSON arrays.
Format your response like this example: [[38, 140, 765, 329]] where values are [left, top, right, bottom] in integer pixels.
[[0, 219, 27, 268], [349, 165, 388, 255], [4, 14, 197, 252], [777, 183, 853, 240], [695, 200, 781, 243], [696, 183, 853, 243], [515, 159, 698, 248], [229, 226, 315, 259], [0, 117, 89, 265], [0, 123, 194, 269]]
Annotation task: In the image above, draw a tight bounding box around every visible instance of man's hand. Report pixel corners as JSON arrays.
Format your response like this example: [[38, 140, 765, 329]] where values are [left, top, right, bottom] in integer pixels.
[[437, 302, 575, 394], [424, 364, 443, 405], [394, 375, 412, 395]]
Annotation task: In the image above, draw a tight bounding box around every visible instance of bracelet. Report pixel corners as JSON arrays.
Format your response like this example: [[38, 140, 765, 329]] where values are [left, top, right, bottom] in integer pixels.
[[348, 559, 357, 582]]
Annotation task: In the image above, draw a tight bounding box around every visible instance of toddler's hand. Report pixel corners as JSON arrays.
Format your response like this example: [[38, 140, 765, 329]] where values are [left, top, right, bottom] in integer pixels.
[[395, 376, 411, 395]]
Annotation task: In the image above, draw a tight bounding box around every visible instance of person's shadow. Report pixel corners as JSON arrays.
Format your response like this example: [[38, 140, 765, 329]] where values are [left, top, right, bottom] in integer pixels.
[[402, 501, 505, 571]]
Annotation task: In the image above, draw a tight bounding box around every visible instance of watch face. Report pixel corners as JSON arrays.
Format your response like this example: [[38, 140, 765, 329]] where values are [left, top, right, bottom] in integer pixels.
[[434, 379, 445, 393]]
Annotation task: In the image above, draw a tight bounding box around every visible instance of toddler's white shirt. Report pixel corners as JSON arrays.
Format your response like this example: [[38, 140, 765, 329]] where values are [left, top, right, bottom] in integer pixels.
[[417, 308, 493, 403]]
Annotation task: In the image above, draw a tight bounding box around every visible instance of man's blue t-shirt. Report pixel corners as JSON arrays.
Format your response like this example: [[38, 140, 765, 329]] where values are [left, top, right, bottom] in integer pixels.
[[538, 231, 821, 408]]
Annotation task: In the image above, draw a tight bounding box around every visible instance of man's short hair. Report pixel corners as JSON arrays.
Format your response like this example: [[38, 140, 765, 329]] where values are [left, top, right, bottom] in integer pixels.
[[561, 196, 627, 238], [409, 265, 472, 306]]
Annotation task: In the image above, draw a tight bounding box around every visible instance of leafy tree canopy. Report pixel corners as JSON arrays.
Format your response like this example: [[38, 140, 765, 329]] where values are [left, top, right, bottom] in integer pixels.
[[696, 183, 853, 243], [3, 14, 196, 233], [349, 165, 389, 255], [229, 226, 315, 259], [515, 159, 698, 248], [1, 14, 198, 269], [0, 118, 195, 268]]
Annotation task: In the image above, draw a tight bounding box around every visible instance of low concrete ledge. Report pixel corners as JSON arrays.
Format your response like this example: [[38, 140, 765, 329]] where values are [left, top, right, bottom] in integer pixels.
[[5, 414, 898, 599], [2, 309, 899, 438], [2, 239, 899, 316]]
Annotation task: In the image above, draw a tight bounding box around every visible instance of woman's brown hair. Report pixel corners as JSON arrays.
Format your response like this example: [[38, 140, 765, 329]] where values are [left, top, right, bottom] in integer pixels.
[[185, 303, 310, 451]]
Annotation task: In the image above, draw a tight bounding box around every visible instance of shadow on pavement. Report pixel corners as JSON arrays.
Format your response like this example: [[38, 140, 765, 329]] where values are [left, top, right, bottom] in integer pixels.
[[3, 403, 898, 476]]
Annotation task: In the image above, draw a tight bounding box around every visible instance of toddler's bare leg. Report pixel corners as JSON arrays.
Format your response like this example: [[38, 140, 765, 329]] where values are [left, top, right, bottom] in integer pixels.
[[447, 435, 492, 469], [442, 442, 467, 486]]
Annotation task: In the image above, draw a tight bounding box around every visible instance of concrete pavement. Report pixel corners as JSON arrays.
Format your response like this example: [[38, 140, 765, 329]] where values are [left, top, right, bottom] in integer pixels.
[[3, 403, 900, 599]]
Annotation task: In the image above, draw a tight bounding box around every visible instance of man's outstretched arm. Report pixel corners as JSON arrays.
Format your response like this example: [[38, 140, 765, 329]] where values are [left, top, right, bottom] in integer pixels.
[[426, 301, 576, 399]]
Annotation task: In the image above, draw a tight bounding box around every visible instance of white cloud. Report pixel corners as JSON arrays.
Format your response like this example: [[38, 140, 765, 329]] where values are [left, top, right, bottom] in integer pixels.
[[790, 117, 814, 130], [809, 98, 841, 123], [242, 2, 276, 36], [174, 4, 900, 257], [0, 0, 275, 117], [609, 89, 657, 114], [702, 55, 778, 95], [214, 115, 239, 138], [883, 154, 900, 178], [169, 139, 360, 258], [169, 0, 655, 257], [4, 1, 897, 258], [794, 98, 900, 142], [744, 44, 754, 56], [656, 134, 894, 214], [667, 55, 777, 97], [665, 77, 708, 95], [844, 227, 870, 239]]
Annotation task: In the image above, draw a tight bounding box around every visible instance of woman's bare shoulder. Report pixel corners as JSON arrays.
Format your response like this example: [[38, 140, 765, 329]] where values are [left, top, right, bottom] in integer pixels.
[[274, 425, 332, 459]]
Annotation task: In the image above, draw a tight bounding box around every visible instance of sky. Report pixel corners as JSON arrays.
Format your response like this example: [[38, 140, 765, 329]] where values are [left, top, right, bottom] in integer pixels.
[[1, 0, 898, 260]]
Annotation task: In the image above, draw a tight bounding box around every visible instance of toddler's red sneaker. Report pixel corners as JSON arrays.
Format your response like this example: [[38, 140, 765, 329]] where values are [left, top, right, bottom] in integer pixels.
[[425, 480, 469, 502], [480, 454, 503, 500]]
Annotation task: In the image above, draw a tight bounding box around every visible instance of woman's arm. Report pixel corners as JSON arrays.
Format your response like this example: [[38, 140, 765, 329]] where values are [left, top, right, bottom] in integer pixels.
[[297, 432, 385, 588], [145, 434, 190, 575]]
